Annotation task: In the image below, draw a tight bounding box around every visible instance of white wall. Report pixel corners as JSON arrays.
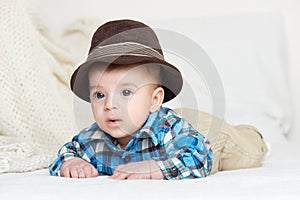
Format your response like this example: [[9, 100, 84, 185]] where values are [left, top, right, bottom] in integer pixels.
[[40, 0, 300, 143]]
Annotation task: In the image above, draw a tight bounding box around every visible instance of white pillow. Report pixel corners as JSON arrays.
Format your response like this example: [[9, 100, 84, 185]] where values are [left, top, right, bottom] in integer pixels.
[[145, 13, 293, 138]]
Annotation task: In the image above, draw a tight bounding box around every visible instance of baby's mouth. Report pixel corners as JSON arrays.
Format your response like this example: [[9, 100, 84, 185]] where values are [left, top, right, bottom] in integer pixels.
[[106, 119, 121, 128], [106, 118, 121, 124]]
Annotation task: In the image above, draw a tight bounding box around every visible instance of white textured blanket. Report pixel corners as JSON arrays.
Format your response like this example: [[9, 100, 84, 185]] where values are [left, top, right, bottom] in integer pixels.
[[0, 0, 100, 173], [1, 142, 299, 200]]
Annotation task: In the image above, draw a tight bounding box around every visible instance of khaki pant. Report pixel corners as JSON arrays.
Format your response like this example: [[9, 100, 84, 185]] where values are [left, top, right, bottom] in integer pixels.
[[174, 108, 268, 174]]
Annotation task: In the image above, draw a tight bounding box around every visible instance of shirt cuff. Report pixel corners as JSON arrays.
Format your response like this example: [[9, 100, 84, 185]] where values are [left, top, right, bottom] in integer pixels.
[[156, 157, 190, 180], [49, 155, 77, 176]]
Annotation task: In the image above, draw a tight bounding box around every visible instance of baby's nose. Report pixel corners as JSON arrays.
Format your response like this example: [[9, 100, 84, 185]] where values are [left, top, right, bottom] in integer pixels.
[[104, 96, 118, 110]]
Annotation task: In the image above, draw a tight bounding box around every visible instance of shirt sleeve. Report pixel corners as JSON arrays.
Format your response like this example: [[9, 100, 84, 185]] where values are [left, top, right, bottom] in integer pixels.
[[49, 135, 86, 176], [155, 115, 213, 180]]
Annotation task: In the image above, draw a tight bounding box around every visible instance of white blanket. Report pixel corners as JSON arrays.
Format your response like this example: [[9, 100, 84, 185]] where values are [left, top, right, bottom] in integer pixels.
[[0, 0, 100, 173], [0, 141, 299, 200]]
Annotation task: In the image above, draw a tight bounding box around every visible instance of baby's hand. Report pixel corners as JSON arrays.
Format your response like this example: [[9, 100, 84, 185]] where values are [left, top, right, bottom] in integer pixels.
[[60, 157, 98, 178], [110, 160, 164, 180]]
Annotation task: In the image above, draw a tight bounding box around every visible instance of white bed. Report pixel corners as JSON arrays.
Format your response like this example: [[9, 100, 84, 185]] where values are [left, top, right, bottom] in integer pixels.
[[1, 0, 300, 199], [1, 141, 299, 200]]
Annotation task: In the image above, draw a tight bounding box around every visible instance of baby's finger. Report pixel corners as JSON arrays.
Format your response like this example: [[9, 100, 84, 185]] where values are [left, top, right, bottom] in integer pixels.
[[126, 173, 140, 180], [109, 171, 119, 179], [127, 172, 149, 180], [78, 169, 85, 178], [83, 166, 92, 178], [70, 168, 79, 178], [111, 171, 129, 180], [114, 173, 129, 180], [60, 168, 70, 178], [91, 167, 99, 177]]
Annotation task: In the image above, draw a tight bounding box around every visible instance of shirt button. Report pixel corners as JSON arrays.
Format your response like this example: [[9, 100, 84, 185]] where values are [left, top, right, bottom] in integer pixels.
[[124, 155, 131, 163], [171, 169, 178, 177]]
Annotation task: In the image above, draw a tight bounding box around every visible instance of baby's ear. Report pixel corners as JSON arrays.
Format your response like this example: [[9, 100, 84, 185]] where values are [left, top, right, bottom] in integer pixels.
[[150, 87, 164, 112]]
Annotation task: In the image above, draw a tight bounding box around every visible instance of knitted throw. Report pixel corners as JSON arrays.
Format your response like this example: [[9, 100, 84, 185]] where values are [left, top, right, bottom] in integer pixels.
[[0, 0, 100, 173]]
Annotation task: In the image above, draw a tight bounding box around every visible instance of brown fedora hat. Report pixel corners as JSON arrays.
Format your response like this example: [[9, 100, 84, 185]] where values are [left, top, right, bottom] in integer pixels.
[[70, 19, 183, 103]]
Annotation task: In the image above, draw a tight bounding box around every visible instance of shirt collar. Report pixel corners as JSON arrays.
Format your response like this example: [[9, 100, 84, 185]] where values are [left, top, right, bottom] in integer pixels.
[[129, 107, 166, 146]]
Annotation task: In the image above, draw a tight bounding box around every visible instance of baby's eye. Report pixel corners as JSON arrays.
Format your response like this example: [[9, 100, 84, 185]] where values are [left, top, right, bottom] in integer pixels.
[[94, 92, 105, 99], [122, 89, 132, 96]]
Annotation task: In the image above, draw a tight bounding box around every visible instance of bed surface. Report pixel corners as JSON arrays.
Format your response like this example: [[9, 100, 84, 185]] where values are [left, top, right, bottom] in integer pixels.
[[1, 141, 299, 200]]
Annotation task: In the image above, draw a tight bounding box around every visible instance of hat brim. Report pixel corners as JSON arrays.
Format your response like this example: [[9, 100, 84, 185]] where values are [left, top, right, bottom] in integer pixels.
[[70, 55, 183, 103]]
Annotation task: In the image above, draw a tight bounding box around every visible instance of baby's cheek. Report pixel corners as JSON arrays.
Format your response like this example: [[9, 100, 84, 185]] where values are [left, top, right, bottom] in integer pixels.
[[128, 108, 149, 127]]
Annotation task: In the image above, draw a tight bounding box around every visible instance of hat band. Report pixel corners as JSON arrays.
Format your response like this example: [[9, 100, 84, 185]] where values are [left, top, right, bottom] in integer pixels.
[[88, 42, 164, 61]]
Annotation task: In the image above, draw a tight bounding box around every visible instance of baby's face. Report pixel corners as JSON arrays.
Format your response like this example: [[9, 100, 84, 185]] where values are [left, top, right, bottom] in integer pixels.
[[89, 63, 162, 145]]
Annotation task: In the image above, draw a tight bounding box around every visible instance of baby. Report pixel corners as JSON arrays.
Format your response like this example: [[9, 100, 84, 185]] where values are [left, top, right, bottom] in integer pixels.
[[49, 19, 212, 180]]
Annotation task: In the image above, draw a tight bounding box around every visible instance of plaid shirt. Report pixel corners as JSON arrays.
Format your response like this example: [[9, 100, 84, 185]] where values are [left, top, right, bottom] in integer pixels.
[[49, 107, 212, 179]]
